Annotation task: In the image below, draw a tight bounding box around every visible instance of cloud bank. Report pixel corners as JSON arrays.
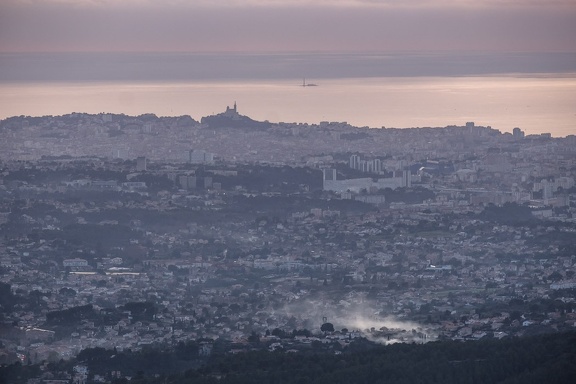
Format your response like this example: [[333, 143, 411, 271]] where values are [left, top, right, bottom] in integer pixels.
[[1, 0, 575, 52]]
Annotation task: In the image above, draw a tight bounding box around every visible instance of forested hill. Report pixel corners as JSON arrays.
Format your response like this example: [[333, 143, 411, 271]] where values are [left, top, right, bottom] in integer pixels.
[[2, 331, 575, 383], [59, 331, 576, 384]]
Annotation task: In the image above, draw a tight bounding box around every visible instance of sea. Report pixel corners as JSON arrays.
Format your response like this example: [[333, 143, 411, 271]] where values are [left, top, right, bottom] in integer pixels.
[[1, 52, 575, 137]]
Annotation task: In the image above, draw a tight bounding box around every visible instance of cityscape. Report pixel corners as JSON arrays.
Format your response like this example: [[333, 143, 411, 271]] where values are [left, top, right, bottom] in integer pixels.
[[1, 105, 575, 382], [2, 0, 576, 382]]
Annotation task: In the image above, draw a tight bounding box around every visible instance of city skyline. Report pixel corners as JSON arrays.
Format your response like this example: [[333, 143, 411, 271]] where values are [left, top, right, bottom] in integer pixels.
[[0, 1, 574, 136]]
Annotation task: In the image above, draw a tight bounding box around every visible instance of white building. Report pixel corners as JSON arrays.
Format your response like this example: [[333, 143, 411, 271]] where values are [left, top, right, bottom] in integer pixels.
[[63, 258, 88, 268], [323, 168, 411, 193]]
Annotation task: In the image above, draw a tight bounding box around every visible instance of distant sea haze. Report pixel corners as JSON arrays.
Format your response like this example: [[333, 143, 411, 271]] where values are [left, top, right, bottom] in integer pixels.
[[1, 52, 575, 137]]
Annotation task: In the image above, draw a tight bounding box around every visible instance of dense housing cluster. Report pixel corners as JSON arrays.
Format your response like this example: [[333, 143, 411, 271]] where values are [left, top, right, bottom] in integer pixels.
[[0, 110, 575, 382]]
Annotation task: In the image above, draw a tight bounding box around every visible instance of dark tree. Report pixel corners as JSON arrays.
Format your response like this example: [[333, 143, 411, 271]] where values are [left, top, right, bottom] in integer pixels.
[[321, 322, 334, 333]]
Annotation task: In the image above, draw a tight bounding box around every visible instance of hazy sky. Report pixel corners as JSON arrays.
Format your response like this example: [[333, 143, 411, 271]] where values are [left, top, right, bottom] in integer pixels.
[[1, 0, 575, 53]]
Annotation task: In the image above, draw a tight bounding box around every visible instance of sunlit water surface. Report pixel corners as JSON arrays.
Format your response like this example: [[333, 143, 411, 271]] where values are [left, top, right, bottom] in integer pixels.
[[2, 75, 575, 137]]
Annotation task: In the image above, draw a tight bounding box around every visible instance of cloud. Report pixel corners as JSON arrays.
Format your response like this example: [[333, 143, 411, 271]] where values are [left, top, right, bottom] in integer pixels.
[[1, 0, 575, 52], [7, 0, 576, 7]]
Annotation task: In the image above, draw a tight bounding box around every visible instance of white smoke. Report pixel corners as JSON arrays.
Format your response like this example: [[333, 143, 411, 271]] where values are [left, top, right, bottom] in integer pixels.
[[274, 290, 438, 344]]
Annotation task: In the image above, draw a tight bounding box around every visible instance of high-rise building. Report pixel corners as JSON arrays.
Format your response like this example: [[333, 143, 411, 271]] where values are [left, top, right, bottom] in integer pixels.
[[512, 127, 525, 139], [323, 168, 337, 181], [322, 168, 337, 191], [178, 175, 197, 190], [189, 149, 214, 164], [350, 155, 383, 174], [136, 156, 147, 171], [403, 170, 412, 188], [373, 159, 382, 173], [202, 177, 213, 189], [542, 180, 553, 200], [349, 155, 360, 170], [178, 176, 188, 189], [366, 161, 374, 173]]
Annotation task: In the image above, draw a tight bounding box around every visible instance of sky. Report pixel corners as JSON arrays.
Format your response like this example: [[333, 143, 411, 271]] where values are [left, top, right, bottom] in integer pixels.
[[1, 0, 575, 53]]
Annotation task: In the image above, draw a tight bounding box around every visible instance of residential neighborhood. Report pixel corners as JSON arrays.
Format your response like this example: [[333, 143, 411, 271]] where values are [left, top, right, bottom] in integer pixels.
[[0, 110, 575, 381]]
